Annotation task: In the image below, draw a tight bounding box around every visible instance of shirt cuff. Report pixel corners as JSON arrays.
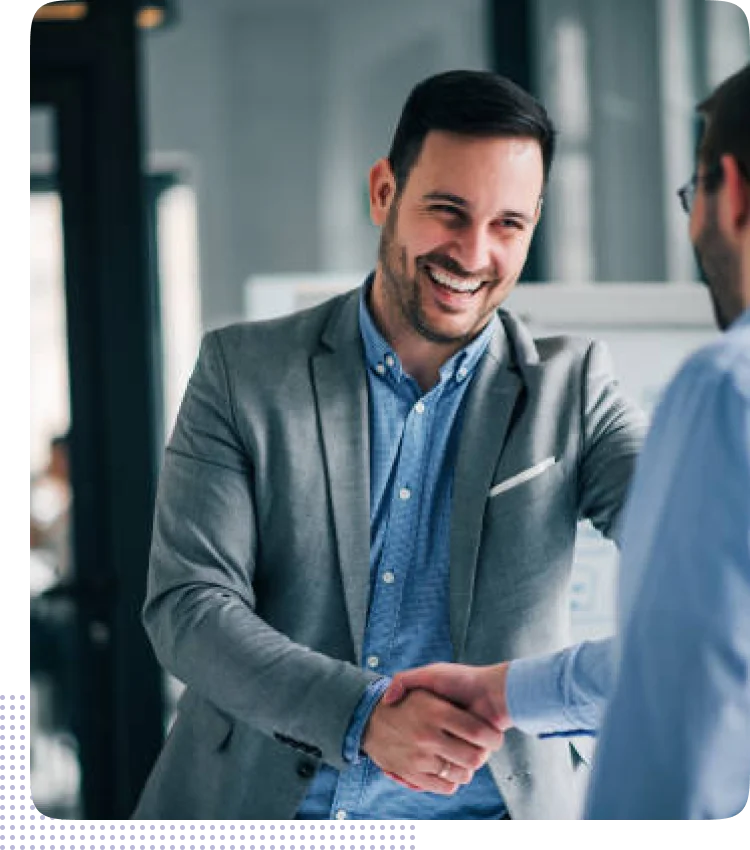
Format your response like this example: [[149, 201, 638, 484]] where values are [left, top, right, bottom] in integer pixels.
[[342, 675, 392, 764], [506, 641, 610, 736]]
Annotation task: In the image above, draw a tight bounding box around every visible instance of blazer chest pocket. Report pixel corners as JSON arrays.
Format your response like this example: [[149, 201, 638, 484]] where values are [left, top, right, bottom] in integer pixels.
[[486, 457, 565, 514]]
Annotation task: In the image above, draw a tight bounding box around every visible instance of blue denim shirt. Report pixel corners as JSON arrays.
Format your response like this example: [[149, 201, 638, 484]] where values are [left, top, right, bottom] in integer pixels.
[[296, 278, 507, 819]]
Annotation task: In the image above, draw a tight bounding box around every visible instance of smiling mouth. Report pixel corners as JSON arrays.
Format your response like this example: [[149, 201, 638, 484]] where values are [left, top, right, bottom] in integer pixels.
[[424, 264, 487, 295]]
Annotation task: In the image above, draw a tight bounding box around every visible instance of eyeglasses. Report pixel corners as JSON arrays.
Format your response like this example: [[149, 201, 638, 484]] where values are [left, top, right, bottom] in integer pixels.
[[677, 164, 723, 214]]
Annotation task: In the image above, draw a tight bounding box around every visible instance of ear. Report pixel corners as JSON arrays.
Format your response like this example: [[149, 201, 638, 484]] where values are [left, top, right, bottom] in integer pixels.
[[719, 154, 750, 233], [369, 158, 397, 226]]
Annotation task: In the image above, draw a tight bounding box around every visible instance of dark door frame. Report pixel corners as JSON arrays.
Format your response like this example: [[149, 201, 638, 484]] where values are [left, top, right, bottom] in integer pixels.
[[31, 0, 163, 818], [488, 0, 546, 283]]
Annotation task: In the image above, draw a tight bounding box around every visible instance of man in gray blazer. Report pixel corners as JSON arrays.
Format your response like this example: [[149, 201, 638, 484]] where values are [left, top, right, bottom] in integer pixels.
[[134, 70, 644, 820]]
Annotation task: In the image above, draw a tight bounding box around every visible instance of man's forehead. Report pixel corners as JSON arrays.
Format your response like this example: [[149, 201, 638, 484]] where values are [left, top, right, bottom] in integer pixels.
[[407, 132, 544, 189], [418, 129, 542, 158], [406, 132, 544, 205]]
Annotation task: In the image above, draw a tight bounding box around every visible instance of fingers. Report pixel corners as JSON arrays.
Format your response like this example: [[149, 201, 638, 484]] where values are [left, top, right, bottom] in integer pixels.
[[396, 691, 502, 765], [437, 701, 505, 755], [387, 663, 512, 732], [362, 689, 504, 795], [436, 756, 474, 787], [383, 760, 472, 795], [383, 667, 441, 705], [382, 770, 422, 791]]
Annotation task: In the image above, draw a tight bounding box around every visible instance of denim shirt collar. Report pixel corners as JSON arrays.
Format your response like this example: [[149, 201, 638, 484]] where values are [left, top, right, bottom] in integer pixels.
[[358, 272, 499, 388]]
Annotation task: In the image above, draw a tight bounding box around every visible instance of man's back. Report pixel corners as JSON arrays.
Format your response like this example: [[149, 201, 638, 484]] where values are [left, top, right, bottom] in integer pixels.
[[586, 310, 750, 818]]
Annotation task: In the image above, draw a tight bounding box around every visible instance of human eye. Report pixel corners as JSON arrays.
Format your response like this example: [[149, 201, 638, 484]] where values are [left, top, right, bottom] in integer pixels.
[[428, 204, 467, 225], [496, 216, 526, 233]]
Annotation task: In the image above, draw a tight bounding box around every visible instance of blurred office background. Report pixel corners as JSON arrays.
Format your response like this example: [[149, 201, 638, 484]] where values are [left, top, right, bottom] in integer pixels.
[[29, 0, 749, 819]]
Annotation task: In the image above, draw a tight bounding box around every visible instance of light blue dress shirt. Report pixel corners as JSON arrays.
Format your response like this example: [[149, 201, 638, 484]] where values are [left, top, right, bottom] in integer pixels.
[[585, 310, 750, 821], [584, 307, 750, 818], [296, 279, 507, 819], [506, 638, 613, 736]]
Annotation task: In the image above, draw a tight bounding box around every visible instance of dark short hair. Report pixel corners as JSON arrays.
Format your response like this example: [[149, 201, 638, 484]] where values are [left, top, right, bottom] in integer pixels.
[[387, 70, 556, 194], [697, 62, 750, 189]]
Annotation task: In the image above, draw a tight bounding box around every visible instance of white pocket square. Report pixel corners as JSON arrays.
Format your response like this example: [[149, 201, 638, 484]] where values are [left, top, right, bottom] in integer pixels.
[[489, 457, 557, 498]]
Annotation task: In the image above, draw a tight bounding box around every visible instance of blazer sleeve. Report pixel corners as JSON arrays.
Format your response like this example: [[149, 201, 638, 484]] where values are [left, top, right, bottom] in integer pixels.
[[577, 340, 647, 542], [142, 331, 375, 770]]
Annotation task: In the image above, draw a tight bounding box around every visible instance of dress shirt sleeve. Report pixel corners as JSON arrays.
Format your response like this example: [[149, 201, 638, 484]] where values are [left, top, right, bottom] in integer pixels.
[[342, 676, 392, 764], [505, 639, 613, 735]]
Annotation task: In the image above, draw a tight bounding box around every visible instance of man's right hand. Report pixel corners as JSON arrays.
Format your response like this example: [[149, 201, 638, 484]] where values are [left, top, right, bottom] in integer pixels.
[[383, 662, 512, 732], [361, 689, 505, 795]]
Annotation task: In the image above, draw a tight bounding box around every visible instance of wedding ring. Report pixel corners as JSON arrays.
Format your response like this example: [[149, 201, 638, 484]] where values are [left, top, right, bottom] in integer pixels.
[[437, 758, 452, 781]]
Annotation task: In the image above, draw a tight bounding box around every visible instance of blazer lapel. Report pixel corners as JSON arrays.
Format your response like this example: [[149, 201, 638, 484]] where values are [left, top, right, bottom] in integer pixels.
[[450, 310, 536, 658], [311, 291, 371, 664]]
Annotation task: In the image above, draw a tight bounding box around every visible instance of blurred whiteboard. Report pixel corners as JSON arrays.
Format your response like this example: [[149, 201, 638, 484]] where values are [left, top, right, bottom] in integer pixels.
[[246, 275, 717, 641]]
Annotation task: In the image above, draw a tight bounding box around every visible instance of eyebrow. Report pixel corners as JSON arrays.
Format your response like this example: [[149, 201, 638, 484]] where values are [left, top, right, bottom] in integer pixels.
[[422, 191, 536, 224]]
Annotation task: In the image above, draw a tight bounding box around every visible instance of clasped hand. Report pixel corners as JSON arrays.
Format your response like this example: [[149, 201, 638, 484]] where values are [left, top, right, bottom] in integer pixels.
[[361, 662, 511, 795]]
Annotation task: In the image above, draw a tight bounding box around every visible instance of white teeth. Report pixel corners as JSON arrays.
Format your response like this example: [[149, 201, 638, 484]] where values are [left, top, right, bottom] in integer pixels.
[[428, 267, 483, 293]]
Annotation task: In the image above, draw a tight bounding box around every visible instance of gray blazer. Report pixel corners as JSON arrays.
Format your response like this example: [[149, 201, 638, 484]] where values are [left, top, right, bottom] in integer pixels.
[[133, 287, 644, 820]]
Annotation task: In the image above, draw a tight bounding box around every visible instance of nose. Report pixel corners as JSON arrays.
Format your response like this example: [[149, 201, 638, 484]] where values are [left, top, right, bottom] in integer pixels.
[[454, 225, 497, 277]]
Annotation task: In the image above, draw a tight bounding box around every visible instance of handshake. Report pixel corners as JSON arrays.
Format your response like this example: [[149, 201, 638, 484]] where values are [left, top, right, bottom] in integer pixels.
[[361, 662, 511, 795]]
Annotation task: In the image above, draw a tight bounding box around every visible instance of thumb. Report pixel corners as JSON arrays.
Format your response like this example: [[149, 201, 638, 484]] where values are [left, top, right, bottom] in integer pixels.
[[382, 669, 433, 705], [381, 678, 406, 705]]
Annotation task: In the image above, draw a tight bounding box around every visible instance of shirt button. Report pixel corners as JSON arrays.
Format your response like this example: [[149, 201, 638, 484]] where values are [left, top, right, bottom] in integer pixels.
[[366, 655, 380, 669], [335, 809, 347, 820], [375, 363, 386, 376], [399, 487, 411, 501], [414, 401, 425, 414], [385, 354, 395, 368], [456, 366, 468, 382], [383, 570, 395, 584]]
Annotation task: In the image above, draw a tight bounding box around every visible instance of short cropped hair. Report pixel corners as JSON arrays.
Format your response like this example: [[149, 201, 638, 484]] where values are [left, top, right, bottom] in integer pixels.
[[697, 62, 750, 188], [387, 70, 556, 195]]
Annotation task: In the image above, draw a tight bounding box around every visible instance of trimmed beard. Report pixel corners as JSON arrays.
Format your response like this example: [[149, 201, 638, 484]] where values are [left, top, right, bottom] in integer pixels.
[[694, 196, 743, 331], [376, 201, 492, 347]]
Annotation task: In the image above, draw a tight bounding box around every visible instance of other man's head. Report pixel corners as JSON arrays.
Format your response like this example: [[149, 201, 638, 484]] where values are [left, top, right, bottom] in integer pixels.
[[687, 62, 750, 330]]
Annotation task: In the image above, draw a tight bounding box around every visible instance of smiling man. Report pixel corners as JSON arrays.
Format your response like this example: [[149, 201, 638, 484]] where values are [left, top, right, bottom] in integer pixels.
[[370, 130, 542, 390], [134, 70, 644, 820]]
